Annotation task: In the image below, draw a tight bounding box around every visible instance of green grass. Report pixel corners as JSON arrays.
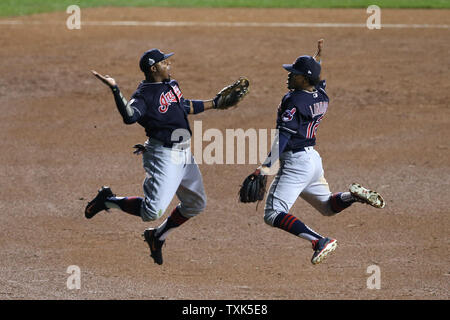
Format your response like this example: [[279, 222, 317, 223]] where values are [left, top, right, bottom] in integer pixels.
[[1, 0, 449, 17]]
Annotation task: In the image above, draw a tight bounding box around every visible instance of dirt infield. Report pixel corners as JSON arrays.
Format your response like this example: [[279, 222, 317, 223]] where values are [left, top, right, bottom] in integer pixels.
[[0, 7, 449, 300]]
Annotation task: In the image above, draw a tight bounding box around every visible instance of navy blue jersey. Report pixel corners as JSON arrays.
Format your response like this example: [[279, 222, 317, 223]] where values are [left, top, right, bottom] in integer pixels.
[[277, 80, 329, 151], [125, 79, 199, 145]]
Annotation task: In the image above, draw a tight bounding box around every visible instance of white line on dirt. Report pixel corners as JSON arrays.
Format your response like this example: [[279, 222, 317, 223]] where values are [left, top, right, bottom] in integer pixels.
[[0, 20, 449, 29]]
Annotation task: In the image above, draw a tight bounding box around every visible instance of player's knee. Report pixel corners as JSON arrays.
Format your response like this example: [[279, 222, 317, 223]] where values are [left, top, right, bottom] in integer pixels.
[[179, 193, 207, 217], [191, 192, 207, 213], [263, 209, 278, 227], [198, 193, 207, 212]]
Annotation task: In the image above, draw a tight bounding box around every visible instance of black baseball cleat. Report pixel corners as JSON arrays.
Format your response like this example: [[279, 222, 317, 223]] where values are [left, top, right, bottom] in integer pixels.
[[142, 228, 165, 265], [84, 186, 114, 219]]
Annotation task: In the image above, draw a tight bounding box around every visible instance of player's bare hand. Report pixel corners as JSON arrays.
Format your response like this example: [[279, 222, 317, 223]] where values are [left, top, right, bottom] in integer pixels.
[[256, 165, 271, 176], [317, 39, 324, 52], [314, 39, 324, 61], [91, 70, 116, 88]]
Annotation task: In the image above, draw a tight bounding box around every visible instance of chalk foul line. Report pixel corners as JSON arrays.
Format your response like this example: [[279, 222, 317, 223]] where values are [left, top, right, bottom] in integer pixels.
[[0, 20, 449, 29]]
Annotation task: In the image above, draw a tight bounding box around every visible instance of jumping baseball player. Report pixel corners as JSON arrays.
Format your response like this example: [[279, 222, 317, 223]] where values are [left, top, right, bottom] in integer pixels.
[[85, 48, 249, 265], [247, 39, 385, 265]]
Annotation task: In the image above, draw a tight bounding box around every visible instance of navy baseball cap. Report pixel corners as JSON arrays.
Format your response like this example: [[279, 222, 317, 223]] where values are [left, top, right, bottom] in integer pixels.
[[139, 49, 174, 73], [283, 55, 321, 78]]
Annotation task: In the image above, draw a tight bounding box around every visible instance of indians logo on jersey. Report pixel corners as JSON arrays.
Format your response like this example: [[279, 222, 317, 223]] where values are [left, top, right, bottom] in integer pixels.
[[282, 107, 296, 122], [158, 85, 183, 113]]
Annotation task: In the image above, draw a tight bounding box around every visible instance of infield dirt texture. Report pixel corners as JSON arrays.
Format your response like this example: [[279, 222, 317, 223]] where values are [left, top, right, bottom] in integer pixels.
[[0, 7, 449, 300]]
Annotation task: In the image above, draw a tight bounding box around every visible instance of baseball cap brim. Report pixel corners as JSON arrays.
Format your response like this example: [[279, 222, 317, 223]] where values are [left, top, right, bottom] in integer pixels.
[[282, 64, 303, 75], [162, 52, 174, 60]]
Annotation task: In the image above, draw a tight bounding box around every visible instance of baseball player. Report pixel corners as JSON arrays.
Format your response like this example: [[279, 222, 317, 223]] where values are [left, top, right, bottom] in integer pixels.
[[85, 48, 248, 265], [253, 39, 385, 265]]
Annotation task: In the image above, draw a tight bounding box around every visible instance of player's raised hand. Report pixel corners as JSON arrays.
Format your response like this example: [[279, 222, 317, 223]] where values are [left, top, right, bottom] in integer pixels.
[[91, 70, 116, 88], [314, 39, 324, 62], [317, 39, 323, 52]]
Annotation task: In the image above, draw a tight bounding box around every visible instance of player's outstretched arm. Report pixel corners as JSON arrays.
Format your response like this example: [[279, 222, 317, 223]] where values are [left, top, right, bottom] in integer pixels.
[[91, 70, 140, 124]]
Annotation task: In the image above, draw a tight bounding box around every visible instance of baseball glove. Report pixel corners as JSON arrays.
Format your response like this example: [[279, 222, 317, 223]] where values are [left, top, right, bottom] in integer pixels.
[[239, 169, 267, 203], [213, 77, 250, 109]]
